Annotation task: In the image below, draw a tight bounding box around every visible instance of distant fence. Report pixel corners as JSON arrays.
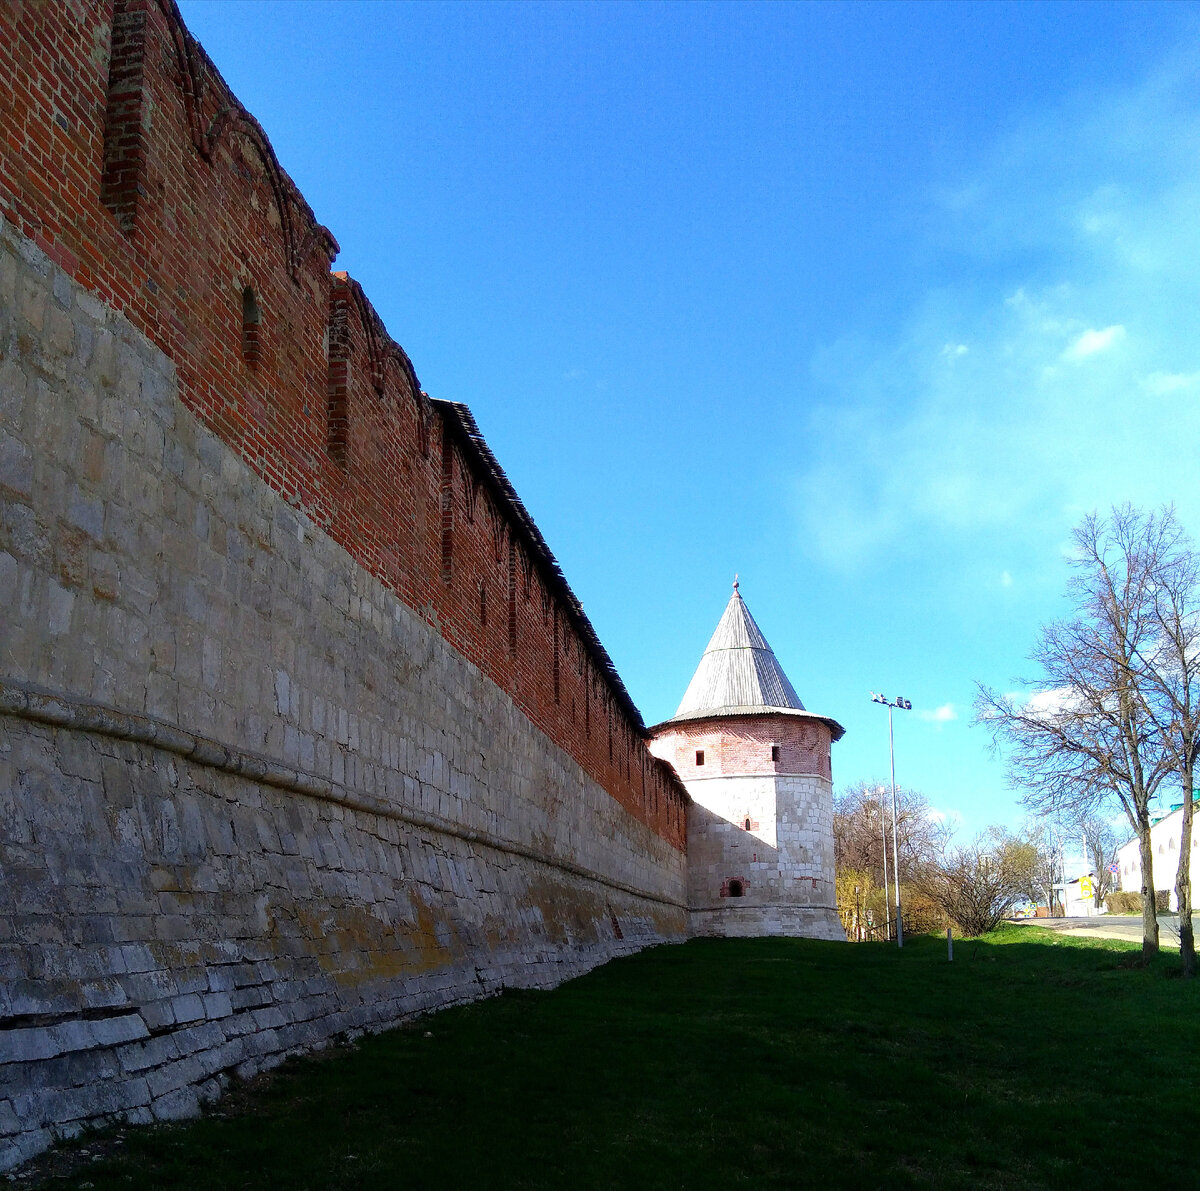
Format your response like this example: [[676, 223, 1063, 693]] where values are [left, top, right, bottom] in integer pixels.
[[854, 919, 896, 943], [840, 899, 947, 941], [837, 912, 897, 943]]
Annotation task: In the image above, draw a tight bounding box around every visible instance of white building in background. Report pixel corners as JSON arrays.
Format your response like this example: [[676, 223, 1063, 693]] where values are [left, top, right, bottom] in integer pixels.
[[1117, 801, 1200, 911], [1056, 848, 1102, 917], [1060, 876, 1101, 917]]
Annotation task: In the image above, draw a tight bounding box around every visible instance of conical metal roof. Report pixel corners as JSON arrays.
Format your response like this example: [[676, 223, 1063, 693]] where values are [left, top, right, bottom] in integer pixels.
[[652, 581, 845, 740], [673, 581, 805, 717]]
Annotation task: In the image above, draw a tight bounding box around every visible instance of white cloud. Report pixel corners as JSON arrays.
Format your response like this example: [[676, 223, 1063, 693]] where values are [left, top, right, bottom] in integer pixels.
[[1000, 570, 1013, 588], [1062, 324, 1125, 362], [1142, 370, 1200, 394], [918, 703, 957, 724], [1017, 687, 1093, 724], [797, 51, 1200, 573], [1023, 688, 1071, 715]]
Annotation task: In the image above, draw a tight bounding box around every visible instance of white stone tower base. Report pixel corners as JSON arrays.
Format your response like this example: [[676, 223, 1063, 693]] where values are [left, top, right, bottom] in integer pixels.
[[689, 906, 846, 940]]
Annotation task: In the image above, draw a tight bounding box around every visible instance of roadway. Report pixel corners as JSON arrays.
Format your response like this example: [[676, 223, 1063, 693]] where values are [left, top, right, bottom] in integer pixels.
[[1010, 914, 1182, 949]]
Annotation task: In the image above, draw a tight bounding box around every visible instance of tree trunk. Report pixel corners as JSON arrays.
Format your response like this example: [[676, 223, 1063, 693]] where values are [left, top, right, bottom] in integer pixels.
[[1139, 817, 1160, 958], [1176, 773, 1195, 976]]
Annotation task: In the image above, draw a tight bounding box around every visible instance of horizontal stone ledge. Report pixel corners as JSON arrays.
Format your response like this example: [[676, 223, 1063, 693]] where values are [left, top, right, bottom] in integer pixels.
[[0, 676, 686, 912], [682, 770, 829, 781], [689, 902, 840, 913], [0, 1013, 148, 1065]]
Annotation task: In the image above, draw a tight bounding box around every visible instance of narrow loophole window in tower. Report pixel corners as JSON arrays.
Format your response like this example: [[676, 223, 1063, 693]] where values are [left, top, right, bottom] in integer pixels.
[[727, 879, 744, 898], [695, 749, 705, 766], [241, 286, 261, 366], [771, 744, 780, 762]]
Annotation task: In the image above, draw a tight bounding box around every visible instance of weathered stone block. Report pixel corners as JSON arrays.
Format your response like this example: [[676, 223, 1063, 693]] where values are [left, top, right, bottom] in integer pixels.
[[149, 1086, 201, 1123]]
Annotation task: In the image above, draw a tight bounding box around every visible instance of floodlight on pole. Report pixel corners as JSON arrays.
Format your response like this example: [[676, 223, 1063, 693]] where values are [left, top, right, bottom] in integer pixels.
[[870, 693, 912, 947]]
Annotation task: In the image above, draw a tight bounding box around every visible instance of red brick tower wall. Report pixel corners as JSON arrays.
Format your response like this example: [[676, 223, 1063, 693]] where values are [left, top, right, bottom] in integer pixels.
[[651, 715, 833, 782]]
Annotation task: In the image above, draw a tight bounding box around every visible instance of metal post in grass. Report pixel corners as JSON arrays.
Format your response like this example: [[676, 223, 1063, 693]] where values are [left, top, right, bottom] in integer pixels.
[[947, 928, 953, 961], [871, 693, 912, 948]]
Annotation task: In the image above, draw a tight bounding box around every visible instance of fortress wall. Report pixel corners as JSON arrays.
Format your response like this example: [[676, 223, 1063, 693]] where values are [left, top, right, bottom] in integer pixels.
[[0, 217, 686, 1170], [0, 0, 686, 851], [0, 0, 690, 1169]]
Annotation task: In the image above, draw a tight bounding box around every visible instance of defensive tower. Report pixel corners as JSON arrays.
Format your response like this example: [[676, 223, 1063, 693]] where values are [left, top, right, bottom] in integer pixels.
[[649, 581, 846, 940]]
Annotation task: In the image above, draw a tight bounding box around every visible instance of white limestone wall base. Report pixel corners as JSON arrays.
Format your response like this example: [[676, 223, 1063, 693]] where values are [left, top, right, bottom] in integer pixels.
[[689, 905, 846, 941], [684, 770, 843, 941]]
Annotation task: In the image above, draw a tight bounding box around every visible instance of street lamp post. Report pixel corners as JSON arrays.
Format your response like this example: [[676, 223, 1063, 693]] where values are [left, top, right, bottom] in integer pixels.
[[871, 693, 912, 948], [878, 788, 891, 940]]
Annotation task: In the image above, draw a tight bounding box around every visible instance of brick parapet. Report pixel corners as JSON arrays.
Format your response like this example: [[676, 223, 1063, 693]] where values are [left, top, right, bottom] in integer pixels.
[[0, 0, 686, 847]]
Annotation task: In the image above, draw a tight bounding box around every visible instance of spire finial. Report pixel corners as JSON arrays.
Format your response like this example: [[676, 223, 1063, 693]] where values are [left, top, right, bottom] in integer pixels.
[[733, 573, 739, 593]]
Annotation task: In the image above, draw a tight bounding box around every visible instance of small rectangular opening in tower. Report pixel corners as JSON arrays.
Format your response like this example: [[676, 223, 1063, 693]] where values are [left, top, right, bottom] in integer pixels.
[[695, 749, 705, 766], [771, 744, 780, 762]]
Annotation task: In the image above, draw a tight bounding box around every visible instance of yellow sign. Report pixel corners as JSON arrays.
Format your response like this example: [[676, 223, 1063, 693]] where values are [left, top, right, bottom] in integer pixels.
[[1079, 876, 1094, 899]]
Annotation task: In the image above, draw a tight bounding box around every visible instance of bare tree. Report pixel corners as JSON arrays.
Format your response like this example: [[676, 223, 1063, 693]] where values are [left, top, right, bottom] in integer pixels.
[[915, 829, 1031, 937], [978, 507, 1178, 958], [834, 781, 941, 884], [1074, 813, 1120, 909], [834, 782, 948, 938], [833, 782, 889, 884], [1019, 817, 1067, 915], [1127, 510, 1200, 976]]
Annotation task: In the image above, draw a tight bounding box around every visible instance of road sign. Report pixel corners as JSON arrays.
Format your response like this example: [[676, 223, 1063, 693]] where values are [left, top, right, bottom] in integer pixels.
[[1109, 862, 1119, 875]]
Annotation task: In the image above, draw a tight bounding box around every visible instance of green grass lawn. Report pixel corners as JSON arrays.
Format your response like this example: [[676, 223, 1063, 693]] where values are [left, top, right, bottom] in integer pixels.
[[27, 927, 1199, 1190]]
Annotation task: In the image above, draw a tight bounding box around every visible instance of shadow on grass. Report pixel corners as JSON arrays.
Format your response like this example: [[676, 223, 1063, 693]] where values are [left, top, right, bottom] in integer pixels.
[[21, 928, 1198, 1191]]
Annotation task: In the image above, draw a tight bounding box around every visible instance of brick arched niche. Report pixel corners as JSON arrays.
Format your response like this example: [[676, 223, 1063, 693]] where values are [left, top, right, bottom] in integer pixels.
[[651, 714, 832, 782]]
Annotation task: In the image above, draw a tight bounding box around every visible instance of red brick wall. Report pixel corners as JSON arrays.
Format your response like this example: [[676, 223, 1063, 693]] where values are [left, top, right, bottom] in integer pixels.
[[0, 0, 687, 848], [652, 715, 833, 781]]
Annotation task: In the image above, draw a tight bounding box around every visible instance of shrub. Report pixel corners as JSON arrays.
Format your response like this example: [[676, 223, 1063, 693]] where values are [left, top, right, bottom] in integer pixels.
[[1105, 890, 1174, 914], [914, 832, 1028, 937], [899, 888, 949, 936], [1106, 891, 1141, 914]]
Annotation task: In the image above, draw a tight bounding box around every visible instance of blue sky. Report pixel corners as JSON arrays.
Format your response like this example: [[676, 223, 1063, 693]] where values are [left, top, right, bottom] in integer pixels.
[[180, 0, 1200, 838]]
